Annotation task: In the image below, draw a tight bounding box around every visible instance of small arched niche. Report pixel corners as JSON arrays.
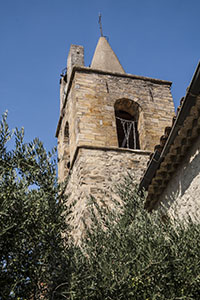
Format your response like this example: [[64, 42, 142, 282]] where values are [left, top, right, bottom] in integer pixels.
[[63, 121, 70, 169], [114, 99, 140, 149], [64, 121, 69, 142]]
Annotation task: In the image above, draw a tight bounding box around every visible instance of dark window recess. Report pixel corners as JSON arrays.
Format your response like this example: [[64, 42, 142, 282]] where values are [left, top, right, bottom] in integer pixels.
[[64, 122, 69, 140], [115, 110, 140, 149]]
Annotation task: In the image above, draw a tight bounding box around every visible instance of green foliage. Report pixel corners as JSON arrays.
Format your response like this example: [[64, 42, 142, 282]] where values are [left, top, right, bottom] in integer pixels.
[[62, 177, 200, 300], [0, 113, 69, 299], [1, 113, 200, 299]]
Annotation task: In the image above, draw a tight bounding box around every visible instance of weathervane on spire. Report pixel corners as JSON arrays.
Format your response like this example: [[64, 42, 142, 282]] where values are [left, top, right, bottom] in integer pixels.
[[98, 13, 103, 37]]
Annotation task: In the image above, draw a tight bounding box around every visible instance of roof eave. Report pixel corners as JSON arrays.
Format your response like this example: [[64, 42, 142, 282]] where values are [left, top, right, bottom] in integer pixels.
[[139, 61, 200, 205]]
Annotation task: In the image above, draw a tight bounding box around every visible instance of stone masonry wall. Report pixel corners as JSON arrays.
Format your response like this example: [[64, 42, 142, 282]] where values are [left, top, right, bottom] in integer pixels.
[[69, 70, 174, 166], [156, 136, 200, 220], [58, 69, 175, 182], [57, 67, 175, 242], [66, 147, 150, 242], [58, 83, 76, 180]]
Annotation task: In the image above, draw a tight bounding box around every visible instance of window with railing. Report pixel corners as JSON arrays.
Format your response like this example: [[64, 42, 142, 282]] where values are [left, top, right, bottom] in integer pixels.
[[115, 100, 140, 150]]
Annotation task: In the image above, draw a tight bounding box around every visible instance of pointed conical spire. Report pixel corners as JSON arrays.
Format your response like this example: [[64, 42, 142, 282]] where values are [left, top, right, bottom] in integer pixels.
[[91, 37, 125, 73]]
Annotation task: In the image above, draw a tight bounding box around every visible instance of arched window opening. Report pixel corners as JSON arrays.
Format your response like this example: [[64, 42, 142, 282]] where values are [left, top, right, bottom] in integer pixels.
[[115, 99, 140, 150], [63, 121, 70, 168], [64, 122, 69, 142]]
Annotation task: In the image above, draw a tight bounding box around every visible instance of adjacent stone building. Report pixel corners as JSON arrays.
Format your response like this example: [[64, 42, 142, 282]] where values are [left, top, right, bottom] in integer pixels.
[[140, 62, 200, 220], [56, 37, 175, 240]]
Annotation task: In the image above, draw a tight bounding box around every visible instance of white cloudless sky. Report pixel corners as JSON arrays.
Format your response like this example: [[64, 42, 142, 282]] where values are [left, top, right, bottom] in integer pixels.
[[1, 0, 200, 150]]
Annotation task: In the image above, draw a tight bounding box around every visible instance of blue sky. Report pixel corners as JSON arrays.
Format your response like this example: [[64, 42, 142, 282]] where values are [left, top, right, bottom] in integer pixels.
[[1, 0, 200, 151]]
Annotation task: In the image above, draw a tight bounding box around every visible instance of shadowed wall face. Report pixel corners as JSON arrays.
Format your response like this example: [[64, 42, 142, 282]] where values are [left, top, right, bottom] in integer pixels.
[[156, 136, 200, 220]]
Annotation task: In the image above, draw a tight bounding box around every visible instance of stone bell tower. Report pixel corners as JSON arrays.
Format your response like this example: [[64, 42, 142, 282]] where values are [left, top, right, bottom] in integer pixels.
[[56, 37, 175, 240]]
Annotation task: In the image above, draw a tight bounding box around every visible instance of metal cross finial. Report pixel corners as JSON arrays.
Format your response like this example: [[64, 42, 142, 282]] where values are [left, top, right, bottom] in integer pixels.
[[98, 13, 103, 37]]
